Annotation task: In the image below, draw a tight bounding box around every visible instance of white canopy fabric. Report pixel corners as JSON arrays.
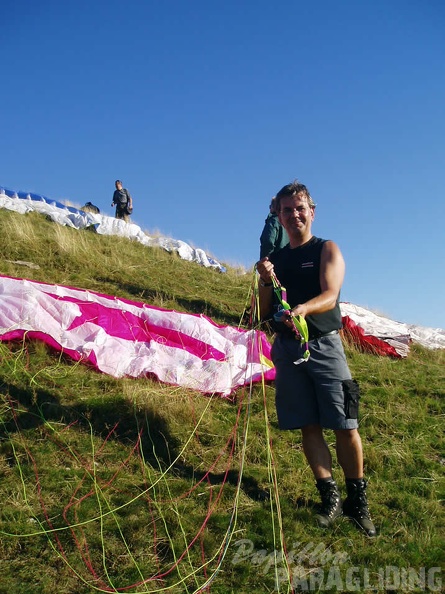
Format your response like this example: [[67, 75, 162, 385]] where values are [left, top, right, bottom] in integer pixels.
[[340, 302, 445, 357]]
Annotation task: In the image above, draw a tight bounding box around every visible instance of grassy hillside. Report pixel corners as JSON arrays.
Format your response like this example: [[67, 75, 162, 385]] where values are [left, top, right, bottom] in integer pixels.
[[0, 210, 444, 594]]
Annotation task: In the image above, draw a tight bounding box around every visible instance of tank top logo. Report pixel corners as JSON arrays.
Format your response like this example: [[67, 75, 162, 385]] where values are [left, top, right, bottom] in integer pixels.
[[301, 261, 314, 269]]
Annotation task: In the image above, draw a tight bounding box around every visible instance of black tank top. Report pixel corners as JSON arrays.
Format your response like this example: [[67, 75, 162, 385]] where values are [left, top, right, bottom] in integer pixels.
[[270, 236, 342, 337]]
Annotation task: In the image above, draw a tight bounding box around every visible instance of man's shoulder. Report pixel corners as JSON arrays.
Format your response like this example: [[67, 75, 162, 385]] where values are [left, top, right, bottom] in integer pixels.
[[315, 237, 339, 251], [305, 236, 333, 251]]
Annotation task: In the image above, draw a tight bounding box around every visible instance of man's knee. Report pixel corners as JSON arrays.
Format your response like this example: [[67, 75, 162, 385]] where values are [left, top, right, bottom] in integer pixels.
[[334, 428, 362, 449], [301, 423, 323, 437]]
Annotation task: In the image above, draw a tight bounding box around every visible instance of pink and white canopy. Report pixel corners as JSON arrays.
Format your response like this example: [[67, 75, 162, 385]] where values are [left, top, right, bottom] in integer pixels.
[[0, 275, 275, 396]]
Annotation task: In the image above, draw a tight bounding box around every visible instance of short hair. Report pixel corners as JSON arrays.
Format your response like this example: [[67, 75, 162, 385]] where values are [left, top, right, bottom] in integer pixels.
[[115, 179, 122, 185], [275, 179, 316, 211]]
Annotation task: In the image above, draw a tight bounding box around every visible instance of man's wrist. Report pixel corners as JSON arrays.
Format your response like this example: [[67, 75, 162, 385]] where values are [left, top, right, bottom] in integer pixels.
[[259, 279, 273, 287]]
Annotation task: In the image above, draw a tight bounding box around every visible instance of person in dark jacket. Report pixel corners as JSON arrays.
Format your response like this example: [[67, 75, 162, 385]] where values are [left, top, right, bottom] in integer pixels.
[[259, 197, 289, 258], [256, 180, 376, 537], [111, 180, 133, 222]]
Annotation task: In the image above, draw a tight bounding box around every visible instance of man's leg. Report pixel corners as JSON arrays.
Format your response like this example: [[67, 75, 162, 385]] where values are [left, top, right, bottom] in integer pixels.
[[301, 424, 333, 479], [334, 428, 363, 478], [334, 428, 376, 537], [301, 424, 342, 528]]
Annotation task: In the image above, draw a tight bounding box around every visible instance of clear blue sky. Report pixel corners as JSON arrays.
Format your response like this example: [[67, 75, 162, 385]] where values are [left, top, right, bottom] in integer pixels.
[[2, 0, 445, 329]]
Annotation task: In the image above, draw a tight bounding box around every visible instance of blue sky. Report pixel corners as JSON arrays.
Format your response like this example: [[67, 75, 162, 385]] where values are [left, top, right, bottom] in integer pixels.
[[2, 0, 445, 329]]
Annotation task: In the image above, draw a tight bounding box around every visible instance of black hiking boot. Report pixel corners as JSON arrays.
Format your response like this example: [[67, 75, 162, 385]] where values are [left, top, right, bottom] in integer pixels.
[[343, 478, 376, 537], [315, 478, 343, 528]]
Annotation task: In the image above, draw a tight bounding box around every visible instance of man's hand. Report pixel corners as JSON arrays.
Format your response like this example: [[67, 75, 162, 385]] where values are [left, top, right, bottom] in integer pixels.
[[290, 303, 308, 319], [256, 257, 275, 283]]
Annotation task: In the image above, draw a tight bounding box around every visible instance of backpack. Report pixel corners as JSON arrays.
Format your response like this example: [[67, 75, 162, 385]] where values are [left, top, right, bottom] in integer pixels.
[[123, 189, 133, 214], [83, 202, 100, 214]]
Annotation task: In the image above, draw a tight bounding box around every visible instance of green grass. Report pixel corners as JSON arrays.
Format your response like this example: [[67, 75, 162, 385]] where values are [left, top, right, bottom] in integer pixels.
[[0, 210, 444, 593]]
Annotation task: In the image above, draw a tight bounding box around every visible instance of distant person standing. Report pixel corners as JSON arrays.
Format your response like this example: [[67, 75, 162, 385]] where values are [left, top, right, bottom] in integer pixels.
[[260, 197, 289, 258], [111, 180, 133, 222]]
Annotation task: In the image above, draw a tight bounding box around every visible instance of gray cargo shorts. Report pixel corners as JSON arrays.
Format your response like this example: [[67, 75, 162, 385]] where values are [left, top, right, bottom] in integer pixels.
[[271, 332, 359, 430]]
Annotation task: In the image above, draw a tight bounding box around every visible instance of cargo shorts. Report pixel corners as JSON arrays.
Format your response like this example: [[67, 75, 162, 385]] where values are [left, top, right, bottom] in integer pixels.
[[271, 332, 360, 430]]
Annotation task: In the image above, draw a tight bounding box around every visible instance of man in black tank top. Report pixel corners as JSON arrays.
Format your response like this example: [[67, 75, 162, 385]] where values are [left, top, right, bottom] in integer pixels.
[[257, 180, 376, 537]]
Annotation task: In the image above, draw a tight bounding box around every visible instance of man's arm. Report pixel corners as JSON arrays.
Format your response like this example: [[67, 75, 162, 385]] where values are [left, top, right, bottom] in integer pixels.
[[290, 241, 345, 318], [256, 257, 275, 320]]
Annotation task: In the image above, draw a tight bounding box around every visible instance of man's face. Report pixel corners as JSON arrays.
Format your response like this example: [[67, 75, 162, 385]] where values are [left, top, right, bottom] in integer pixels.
[[278, 193, 315, 236], [115, 182, 122, 190]]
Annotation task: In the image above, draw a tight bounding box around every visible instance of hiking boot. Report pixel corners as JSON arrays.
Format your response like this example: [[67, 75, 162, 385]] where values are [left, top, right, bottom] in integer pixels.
[[315, 478, 343, 528], [343, 478, 376, 537]]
